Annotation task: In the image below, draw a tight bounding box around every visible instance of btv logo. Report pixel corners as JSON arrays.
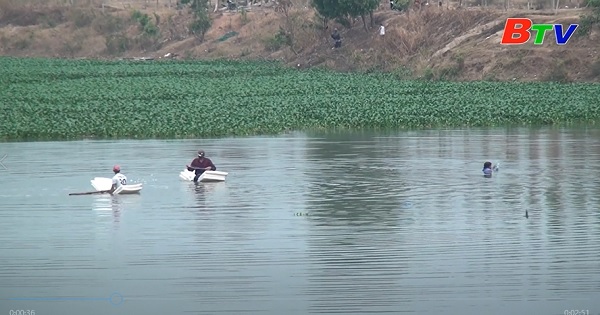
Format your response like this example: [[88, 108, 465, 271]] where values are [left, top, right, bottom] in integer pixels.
[[500, 18, 578, 45]]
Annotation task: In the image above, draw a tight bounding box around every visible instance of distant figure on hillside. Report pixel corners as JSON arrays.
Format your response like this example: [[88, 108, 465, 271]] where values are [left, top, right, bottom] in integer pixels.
[[390, 0, 394, 9], [226, 0, 236, 10], [331, 28, 342, 49], [379, 24, 385, 37]]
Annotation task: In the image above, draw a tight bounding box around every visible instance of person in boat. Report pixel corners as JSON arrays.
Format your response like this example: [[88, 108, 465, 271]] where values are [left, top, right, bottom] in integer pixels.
[[108, 165, 127, 194], [187, 150, 217, 183]]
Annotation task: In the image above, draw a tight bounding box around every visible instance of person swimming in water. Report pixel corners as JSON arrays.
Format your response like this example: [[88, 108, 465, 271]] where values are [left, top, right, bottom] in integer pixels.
[[483, 161, 493, 177], [482, 161, 499, 177]]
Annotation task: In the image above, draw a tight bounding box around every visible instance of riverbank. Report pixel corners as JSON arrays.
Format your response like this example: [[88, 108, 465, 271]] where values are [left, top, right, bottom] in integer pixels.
[[0, 0, 599, 82], [1, 57, 599, 141]]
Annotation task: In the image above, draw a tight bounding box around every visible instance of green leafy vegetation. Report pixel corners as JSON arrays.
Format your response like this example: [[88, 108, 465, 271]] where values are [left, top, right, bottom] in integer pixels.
[[217, 31, 238, 42], [0, 57, 599, 141]]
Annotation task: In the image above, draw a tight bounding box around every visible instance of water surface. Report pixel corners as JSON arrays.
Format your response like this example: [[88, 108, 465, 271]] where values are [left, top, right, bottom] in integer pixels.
[[1, 127, 600, 315]]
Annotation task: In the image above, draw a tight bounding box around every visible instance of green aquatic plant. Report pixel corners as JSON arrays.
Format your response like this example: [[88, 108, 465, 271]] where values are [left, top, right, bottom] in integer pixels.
[[0, 57, 599, 141]]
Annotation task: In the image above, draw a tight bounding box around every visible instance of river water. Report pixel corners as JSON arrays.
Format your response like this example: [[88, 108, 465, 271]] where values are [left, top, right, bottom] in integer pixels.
[[1, 127, 600, 315]]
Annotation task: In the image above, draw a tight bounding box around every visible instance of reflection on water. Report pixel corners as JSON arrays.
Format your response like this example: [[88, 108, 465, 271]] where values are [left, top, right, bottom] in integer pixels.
[[92, 194, 142, 228], [182, 182, 226, 211], [1, 127, 600, 315], [301, 128, 600, 314], [92, 195, 121, 212]]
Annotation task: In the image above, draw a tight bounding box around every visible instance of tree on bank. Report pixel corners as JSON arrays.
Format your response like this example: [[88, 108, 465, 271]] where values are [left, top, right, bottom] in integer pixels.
[[274, 0, 299, 55], [180, 0, 212, 42], [311, 0, 342, 29], [311, 0, 379, 31], [343, 0, 380, 31]]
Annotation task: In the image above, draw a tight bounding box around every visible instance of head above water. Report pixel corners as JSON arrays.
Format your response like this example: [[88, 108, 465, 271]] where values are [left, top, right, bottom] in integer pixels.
[[197, 150, 205, 158], [113, 165, 121, 173], [483, 161, 492, 169]]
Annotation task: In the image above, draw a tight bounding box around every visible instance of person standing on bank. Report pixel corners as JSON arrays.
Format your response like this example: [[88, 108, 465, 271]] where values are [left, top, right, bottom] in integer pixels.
[[187, 150, 217, 183], [331, 28, 342, 49]]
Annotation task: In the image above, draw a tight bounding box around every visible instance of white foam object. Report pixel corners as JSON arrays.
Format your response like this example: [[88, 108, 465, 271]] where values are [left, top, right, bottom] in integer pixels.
[[179, 170, 228, 182], [90, 177, 143, 195]]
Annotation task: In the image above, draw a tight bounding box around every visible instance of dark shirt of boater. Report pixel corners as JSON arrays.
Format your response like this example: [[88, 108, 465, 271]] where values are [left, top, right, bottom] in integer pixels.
[[188, 157, 216, 175]]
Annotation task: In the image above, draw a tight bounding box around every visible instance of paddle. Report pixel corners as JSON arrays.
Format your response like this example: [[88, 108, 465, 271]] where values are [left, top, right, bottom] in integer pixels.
[[186, 165, 213, 171], [69, 190, 111, 196]]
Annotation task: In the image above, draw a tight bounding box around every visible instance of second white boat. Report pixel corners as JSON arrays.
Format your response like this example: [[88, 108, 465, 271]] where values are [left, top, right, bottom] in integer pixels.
[[179, 170, 228, 182]]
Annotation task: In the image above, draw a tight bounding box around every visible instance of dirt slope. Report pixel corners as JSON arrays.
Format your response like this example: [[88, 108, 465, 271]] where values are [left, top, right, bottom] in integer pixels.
[[0, 0, 599, 82]]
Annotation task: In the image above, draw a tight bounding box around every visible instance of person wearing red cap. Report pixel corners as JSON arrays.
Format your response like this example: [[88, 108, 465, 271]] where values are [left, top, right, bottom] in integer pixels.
[[187, 150, 216, 183], [108, 165, 127, 194]]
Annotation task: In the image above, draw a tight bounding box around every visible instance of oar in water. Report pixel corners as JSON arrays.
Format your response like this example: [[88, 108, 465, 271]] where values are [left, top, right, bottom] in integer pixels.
[[69, 190, 111, 196]]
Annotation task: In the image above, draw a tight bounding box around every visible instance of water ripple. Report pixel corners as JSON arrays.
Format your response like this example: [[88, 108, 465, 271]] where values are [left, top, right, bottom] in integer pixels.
[[2, 128, 600, 314]]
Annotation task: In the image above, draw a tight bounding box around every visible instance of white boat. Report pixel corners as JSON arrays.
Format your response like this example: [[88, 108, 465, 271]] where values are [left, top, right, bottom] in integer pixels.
[[179, 170, 228, 182], [90, 177, 143, 195]]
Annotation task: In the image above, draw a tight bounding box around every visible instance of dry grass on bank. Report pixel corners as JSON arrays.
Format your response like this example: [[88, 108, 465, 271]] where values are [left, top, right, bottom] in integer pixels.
[[0, 0, 599, 81]]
